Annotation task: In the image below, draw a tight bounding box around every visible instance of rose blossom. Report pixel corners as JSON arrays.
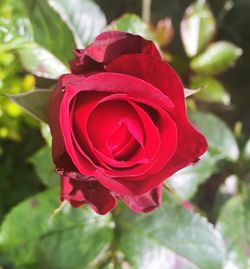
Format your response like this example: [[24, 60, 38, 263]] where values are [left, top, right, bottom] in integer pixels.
[[48, 31, 207, 215]]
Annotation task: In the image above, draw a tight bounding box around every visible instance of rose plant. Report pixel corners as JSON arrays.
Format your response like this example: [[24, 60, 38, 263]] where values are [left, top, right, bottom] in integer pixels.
[[48, 31, 207, 214]]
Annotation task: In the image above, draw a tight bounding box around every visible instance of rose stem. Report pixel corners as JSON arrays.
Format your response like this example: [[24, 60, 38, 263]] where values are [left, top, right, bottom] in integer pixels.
[[142, 0, 152, 24]]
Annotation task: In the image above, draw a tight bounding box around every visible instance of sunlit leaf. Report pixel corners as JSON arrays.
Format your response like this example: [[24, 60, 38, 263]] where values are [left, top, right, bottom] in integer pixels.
[[111, 14, 155, 41], [190, 76, 230, 104], [217, 190, 250, 269], [181, 0, 216, 57], [168, 152, 218, 200], [48, 0, 107, 48], [116, 203, 225, 269], [190, 41, 243, 74], [0, 188, 113, 268], [6, 89, 51, 123], [29, 146, 58, 188], [18, 43, 69, 79], [190, 112, 239, 161], [21, 0, 76, 64]]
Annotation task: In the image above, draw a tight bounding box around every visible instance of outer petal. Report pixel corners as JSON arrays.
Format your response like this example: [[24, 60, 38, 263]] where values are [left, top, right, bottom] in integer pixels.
[[48, 75, 78, 171], [61, 173, 116, 215], [69, 31, 161, 74], [120, 184, 163, 213]]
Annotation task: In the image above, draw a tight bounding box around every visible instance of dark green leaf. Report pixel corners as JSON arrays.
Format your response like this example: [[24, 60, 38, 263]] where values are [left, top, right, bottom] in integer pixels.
[[190, 76, 230, 104], [116, 203, 225, 269], [181, 0, 216, 57], [111, 14, 155, 41], [0, 188, 113, 268], [216, 190, 250, 269], [168, 152, 218, 200], [48, 0, 107, 48], [190, 41, 243, 74], [29, 146, 58, 188], [190, 112, 239, 161], [22, 0, 76, 64], [18, 43, 69, 79], [6, 89, 51, 123]]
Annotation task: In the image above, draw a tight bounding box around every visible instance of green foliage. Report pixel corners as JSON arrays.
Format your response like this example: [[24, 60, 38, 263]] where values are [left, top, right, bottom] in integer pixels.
[[0, 190, 225, 269], [190, 76, 230, 104], [6, 90, 52, 123], [111, 14, 155, 41], [181, 0, 216, 58], [48, 0, 107, 48], [29, 146, 59, 187], [217, 189, 250, 269], [115, 202, 225, 269], [190, 112, 239, 161], [168, 152, 218, 200], [190, 41, 243, 74], [0, 188, 114, 268]]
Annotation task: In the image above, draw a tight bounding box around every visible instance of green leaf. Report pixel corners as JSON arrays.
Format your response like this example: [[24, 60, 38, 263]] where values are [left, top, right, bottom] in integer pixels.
[[0, 17, 32, 51], [40, 123, 52, 146], [0, 188, 113, 268], [190, 112, 239, 161], [111, 14, 155, 41], [29, 146, 58, 188], [190, 41, 243, 74], [116, 203, 225, 269], [6, 89, 51, 123], [168, 152, 218, 200], [21, 0, 76, 64], [190, 76, 230, 104], [48, 0, 107, 48], [18, 43, 69, 79], [181, 0, 216, 57], [243, 138, 250, 161], [216, 191, 250, 269]]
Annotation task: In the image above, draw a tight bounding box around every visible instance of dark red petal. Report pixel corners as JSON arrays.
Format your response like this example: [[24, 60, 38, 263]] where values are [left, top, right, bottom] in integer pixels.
[[61, 174, 116, 215], [120, 184, 163, 213], [69, 31, 161, 73]]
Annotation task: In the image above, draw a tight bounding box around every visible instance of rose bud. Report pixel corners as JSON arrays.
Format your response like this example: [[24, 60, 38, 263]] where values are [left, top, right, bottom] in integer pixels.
[[48, 31, 207, 215]]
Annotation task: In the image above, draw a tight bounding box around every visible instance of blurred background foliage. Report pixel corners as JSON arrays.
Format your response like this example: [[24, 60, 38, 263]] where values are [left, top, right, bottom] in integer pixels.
[[0, 0, 249, 268]]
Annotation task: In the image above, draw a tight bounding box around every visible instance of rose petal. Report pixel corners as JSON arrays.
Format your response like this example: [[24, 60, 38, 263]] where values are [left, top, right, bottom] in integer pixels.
[[59, 72, 175, 176], [120, 184, 163, 213], [61, 174, 116, 215], [69, 31, 161, 74], [106, 53, 208, 167]]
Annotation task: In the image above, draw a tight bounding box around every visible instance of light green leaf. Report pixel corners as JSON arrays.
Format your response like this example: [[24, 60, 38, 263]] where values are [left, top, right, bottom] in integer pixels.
[[111, 14, 155, 41], [243, 138, 250, 161], [29, 146, 58, 188], [6, 89, 52, 123], [190, 41, 243, 74], [190, 112, 239, 161], [168, 152, 218, 200], [18, 43, 69, 79], [181, 0, 216, 58], [48, 0, 107, 48], [217, 191, 250, 269], [190, 76, 230, 104], [0, 17, 32, 51], [116, 203, 225, 269], [40, 123, 52, 146], [22, 0, 76, 64], [0, 188, 113, 268]]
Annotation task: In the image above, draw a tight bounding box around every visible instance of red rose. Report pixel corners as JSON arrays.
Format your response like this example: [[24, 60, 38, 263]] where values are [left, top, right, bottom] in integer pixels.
[[48, 31, 207, 215]]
